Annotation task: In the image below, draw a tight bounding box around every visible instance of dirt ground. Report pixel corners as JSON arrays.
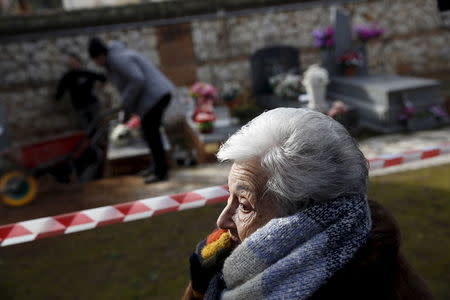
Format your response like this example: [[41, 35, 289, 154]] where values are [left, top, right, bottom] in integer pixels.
[[0, 163, 231, 226]]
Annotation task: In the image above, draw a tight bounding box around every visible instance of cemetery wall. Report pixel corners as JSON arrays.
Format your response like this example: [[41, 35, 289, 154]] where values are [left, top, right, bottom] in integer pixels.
[[194, 0, 449, 87], [0, 27, 159, 145], [0, 0, 449, 145]]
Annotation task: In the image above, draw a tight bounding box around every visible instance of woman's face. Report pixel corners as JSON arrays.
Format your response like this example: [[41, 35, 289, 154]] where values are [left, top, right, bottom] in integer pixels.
[[217, 161, 279, 246]]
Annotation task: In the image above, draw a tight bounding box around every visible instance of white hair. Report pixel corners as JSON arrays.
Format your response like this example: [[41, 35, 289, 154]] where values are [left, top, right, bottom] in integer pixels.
[[217, 108, 368, 213]]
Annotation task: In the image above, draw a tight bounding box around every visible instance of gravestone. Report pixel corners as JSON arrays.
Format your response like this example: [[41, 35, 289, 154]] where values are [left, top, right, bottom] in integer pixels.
[[332, 7, 353, 70], [250, 46, 302, 109], [251, 46, 301, 94], [328, 75, 447, 132], [326, 7, 447, 132], [322, 8, 368, 76], [0, 103, 9, 152]]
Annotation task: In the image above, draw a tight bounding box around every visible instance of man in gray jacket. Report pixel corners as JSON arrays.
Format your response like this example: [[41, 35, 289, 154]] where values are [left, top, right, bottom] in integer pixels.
[[88, 37, 175, 184]]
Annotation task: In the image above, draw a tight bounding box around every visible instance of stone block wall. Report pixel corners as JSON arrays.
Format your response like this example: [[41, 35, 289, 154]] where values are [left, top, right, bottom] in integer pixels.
[[192, 0, 449, 89], [191, 5, 331, 89], [346, 0, 450, 74], [0, 27, 159, 145], [0, 0, 449, 145]]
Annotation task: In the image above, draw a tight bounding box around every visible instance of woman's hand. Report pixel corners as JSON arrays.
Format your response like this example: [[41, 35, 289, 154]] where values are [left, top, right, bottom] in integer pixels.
[[188, 229, 233, 298]]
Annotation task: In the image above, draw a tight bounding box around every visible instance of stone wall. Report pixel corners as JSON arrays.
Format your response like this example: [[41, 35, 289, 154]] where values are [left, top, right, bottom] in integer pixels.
[[0, 0, 449, 145], [0, 27, 159, 145], [193, 0, 449, 88], [0, 0, 316, 35]]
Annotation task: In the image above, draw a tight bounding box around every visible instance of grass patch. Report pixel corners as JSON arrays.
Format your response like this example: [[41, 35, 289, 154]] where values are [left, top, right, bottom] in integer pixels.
[[369, 165, 450, 300], [1, 164, 449, 299], [0, 204, 224, 300]]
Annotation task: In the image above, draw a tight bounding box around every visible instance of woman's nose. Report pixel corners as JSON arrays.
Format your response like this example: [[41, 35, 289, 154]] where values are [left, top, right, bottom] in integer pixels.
[[217, 202, 235, 230]]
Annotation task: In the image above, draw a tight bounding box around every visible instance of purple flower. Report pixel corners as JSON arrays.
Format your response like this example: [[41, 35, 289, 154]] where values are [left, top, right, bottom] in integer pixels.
[[404, 102, 416, 115], [399, 98, 416, 120], [314, 39, 322, 48], [404, 106, 415, 115], [313, 29, 325, 39], [312, 26, 335, 49], [430, 105, 448, 118], [324, 26, 335, 37], [355, 24, 384, 42]]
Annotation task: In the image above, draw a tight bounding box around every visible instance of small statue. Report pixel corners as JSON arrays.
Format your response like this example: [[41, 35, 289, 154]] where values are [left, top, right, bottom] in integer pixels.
[[302, 64, 330, 113]]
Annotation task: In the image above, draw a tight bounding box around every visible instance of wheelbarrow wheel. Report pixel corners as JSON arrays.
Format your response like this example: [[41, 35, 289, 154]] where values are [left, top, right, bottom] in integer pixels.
[[0, 171, 38, 207]]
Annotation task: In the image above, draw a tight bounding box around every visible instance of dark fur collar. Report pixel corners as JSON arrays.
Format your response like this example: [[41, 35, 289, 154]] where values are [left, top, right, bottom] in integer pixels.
[[311, 200, 433, 300]]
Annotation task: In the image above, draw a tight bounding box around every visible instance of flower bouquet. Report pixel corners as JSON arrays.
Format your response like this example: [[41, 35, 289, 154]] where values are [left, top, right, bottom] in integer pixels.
[[312, 26, 335, 49], [338, 51, 363, 76], [354, 24, 384, 43], [190, 82, 218, 102], [429, 105, 449, 119], [110, 115, 141, 146], [398, 95, 449, 130], [193, 111, 216, 134], [220, 81, 241, 109], [312, 26, 336, 71], [398, 98, 416, 122], [190, 82, 218, 133], [269, 73, 303, 98]]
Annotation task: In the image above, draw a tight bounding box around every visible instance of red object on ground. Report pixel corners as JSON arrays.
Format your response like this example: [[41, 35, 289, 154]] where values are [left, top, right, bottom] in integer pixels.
[[20, 132, 85, 169]]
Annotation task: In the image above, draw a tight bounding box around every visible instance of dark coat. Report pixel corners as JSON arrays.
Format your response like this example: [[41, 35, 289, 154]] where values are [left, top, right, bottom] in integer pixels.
[[310, 200, 433, 300], [106, 41, 175, 118], [55, 69, 106, 110], [182, 200, 433, 300]]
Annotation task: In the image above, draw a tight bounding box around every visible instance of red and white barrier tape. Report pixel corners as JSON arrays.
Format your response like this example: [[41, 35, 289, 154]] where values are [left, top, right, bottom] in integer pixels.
[[368, 143, 450, 170], [0, 185, 229, 247], [1, 143, 450, 247]]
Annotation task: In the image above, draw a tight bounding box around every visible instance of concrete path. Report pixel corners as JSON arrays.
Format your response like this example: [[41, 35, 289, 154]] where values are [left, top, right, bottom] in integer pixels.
[[358, 126, 450, 176], [172, 126, 450, 181]]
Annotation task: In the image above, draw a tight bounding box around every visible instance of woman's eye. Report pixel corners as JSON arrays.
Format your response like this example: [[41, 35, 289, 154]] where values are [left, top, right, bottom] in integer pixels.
[[239, 202, 252, 213]]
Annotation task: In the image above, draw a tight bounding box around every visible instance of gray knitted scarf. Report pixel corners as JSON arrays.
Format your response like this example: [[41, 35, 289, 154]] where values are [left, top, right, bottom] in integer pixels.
[[220, 194, 371, 300]]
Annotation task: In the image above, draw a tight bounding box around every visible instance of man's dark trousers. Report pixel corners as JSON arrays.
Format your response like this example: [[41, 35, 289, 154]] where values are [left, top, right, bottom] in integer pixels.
[[140, 93, 171, 178]]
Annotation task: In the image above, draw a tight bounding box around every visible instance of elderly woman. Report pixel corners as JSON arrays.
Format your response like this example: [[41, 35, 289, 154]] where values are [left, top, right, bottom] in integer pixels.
[[183, 108, 431, 300]]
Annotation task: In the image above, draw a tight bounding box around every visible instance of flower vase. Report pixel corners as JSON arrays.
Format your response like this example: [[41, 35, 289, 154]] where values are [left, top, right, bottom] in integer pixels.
[[194, 110, 216, 134], [197, 121, 214, 134], [344, 66, 357, 76]]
